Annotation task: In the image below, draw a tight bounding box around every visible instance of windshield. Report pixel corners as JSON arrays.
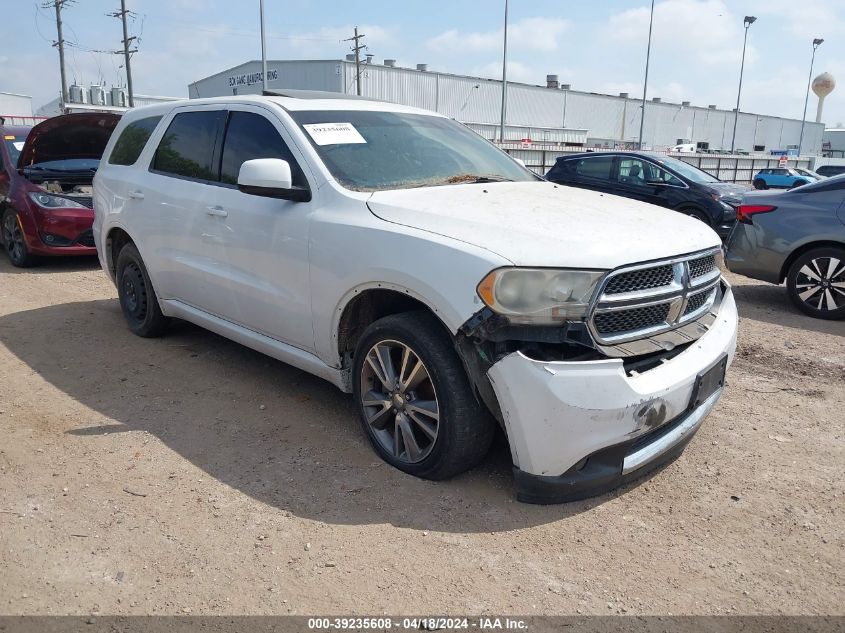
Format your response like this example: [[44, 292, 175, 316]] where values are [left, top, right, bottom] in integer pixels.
[[3, 134, 27, 167], [652, 155, 720, 184], [290, 110, 537, 192], [22, 158, 100, 172]]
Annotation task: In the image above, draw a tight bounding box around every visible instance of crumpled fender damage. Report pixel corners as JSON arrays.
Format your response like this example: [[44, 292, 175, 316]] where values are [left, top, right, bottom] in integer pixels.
[[484, 288, 738, 477]]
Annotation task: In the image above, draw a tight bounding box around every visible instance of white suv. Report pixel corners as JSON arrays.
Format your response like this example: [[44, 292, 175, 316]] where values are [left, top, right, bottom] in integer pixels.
[[93, 93, 738, 503]]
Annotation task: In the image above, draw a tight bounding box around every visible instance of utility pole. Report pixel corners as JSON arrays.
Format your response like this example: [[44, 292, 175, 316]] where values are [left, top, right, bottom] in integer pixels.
[[798, 38, 824, 157], [730, 16, 757, 153], [110, 0, 137, 107], [499, 0, 509, 143], [344, 27, 366, 96], [638, 0, 655, 150], [43, 0, 73, 108], [259, 0, 268, 91]]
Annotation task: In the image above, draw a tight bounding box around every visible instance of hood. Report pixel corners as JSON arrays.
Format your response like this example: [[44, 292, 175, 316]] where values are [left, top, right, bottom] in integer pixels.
[[367, 181, 721, 269], [17, 113, 121, 168], [705, 181, 751, 200]]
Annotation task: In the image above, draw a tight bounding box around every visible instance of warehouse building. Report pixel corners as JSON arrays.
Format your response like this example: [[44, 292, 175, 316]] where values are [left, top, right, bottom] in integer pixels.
[[188, 59, 825, 155]]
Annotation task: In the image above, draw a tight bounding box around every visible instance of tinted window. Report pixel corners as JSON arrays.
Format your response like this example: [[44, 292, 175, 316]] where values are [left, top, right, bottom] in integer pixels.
[[618, 158, 683, 186], [220, 112, 305, 187], [152, 110, 225, 180], [574, 156, 614, 181], [109, 116, 162, 165]]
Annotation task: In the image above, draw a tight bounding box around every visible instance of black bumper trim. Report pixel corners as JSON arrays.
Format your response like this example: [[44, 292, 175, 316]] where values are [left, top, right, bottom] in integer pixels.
[[513, 414, 701, 505]]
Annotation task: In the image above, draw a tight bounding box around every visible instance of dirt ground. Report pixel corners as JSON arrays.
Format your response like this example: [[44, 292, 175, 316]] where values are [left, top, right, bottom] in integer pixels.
[[0, 256, 842, 616]]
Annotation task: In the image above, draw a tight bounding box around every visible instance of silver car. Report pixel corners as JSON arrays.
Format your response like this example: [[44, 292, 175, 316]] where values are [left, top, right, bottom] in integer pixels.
[[726, 175, 845, 320]]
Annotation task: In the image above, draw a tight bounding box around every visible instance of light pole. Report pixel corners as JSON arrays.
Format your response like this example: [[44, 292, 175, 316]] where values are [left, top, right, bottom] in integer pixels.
[[637, 0, 655, 150], [730, 15, 756, 153], [499, 0, 509, 143], [798, 38, 824, 156], [259, 0, 268, 92]]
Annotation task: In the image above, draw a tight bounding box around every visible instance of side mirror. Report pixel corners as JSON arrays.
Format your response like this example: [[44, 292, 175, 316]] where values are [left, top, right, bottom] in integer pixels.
[[237, 158, 311, 202]]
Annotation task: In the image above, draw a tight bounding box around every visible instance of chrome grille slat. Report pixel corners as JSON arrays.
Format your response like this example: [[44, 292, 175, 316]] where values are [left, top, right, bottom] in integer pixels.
[[590, 249, 722, 345]]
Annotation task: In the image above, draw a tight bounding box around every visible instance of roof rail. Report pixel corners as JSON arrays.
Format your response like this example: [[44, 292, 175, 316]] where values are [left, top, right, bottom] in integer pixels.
[[261, 89, 377, 101]]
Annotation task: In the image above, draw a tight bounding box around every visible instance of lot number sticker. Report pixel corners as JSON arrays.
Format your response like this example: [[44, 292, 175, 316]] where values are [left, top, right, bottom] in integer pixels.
[[303, 122, 366, 146]]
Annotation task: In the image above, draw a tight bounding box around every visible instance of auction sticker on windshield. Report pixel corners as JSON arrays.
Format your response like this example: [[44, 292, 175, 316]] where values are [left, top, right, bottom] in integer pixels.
[[303, 122, 366, 146]]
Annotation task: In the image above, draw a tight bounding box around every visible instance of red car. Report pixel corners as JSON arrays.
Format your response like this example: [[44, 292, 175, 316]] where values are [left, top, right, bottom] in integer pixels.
[[0, 113, 120, 267]]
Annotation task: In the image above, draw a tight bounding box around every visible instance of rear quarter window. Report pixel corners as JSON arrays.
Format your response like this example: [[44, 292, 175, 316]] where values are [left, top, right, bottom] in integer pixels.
[[152, 110, 226, 181], [108, 116, 162, 166]]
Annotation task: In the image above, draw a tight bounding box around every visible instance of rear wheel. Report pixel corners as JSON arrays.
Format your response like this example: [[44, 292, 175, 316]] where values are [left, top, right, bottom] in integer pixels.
[[753, 179, 767, 190], [2, 209, 37, 268], [786, 247, 845, 320], [115, 243, 169, 337], [352, 311, 494, 480]]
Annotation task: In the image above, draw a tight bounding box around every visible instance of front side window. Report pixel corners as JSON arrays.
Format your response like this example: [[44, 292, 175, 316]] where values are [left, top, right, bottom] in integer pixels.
[[219, 112, 305, 187], [289, 110, 537, 192], [574, 156, 615, 181], [109, 116, 162, 166], [618, 158, 684, 187], [152, 110, 225, 181]]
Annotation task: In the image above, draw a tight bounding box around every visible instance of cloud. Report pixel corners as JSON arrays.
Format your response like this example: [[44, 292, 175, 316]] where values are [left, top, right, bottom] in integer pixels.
[[427, 17, 569, 53], [605, 0, 758, 67]]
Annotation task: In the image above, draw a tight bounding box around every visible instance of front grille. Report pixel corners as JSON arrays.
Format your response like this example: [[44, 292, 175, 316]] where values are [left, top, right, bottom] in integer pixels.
[[683, 289, 710, 315], [590, 248, 722, 344], [76, 229, 95, 247], [594, 303, 670, 335], [689, 254, 716, 279], [604, 264, 674, 294]]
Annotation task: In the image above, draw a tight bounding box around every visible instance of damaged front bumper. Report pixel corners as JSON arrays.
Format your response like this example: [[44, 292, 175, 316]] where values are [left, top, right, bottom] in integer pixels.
[[487, 286, 738, 504]]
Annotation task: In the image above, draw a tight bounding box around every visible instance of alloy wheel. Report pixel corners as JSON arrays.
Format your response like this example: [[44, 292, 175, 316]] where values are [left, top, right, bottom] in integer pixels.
[[359, 339, 440, 464], [794, 256, 845, 312], [3, 214, 25, 263]]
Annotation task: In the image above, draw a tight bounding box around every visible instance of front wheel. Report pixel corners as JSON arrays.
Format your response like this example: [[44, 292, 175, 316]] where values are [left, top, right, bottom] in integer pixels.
[[786, 247, 845, 320], [352, 311, 494, 480], [679, 207, 711, 225], [115, 243, 169, 337], [2, 209, 37, 267]]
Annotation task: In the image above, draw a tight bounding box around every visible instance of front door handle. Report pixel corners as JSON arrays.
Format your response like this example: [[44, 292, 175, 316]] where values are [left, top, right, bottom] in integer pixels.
[[128, 190, 145, 200], [205, 205, 228, 218]]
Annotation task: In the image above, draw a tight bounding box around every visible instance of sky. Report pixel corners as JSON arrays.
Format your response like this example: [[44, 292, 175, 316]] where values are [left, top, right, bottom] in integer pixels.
[[2, 0, 843, 125]]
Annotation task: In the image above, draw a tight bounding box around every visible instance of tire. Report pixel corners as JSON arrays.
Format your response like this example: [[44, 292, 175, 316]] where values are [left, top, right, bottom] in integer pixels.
[[753, 179, 768, 190], [789, 180, 807, 190], [679, 207, 711, 226], [786, 246, 845, 320], [352, 310, 494, 480], [2, 209, 38, 268], [115, 243, 169, 337]]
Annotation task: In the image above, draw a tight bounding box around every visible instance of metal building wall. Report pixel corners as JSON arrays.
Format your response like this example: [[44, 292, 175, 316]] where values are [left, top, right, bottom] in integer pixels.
[[0, 92, 33, 117], [188, 60, 826, 154]]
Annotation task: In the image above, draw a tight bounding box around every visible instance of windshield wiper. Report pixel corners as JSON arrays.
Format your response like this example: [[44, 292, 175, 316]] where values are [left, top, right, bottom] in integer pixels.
[[445, 174, 514, 184]]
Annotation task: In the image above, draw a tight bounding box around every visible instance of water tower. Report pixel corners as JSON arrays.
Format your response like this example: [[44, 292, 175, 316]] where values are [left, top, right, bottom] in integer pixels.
[[813, 72, 835, 123]]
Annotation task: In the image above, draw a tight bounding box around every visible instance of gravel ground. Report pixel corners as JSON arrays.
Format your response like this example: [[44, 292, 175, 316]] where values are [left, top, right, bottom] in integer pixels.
[[0, 256, 842, 616]]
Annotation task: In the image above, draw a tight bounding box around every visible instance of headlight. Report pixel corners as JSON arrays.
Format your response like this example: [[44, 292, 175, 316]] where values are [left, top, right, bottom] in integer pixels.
[[477, 268, 605, 324], [28, 192, 86, 209]]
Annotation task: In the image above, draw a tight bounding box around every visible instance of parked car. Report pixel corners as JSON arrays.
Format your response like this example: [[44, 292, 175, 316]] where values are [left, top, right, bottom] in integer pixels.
[[752, 167, 819, 190], [726, 175, 845, 319], [795, 167, 825, 180], [0, 113, 120, 266], [545, 151, 744, 239], [816, 164, 845, 178], [94, 94, 738, 503]]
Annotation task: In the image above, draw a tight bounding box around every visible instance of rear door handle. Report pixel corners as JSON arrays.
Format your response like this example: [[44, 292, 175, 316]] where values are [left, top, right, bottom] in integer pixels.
[[205, 205, 228, 218], [128, 190, 144, 200]]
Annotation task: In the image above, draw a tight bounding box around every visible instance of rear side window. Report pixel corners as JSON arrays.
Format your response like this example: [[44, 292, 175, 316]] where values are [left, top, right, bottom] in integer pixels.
[[152, 110, 225, 181], [575, 156, 615, 181], [219, 112, 306, 187], [108, 116, 162, 165]]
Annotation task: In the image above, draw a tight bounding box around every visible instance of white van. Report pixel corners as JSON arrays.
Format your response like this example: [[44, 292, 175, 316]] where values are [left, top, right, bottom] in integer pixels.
[[93, 93, 737, 503]]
